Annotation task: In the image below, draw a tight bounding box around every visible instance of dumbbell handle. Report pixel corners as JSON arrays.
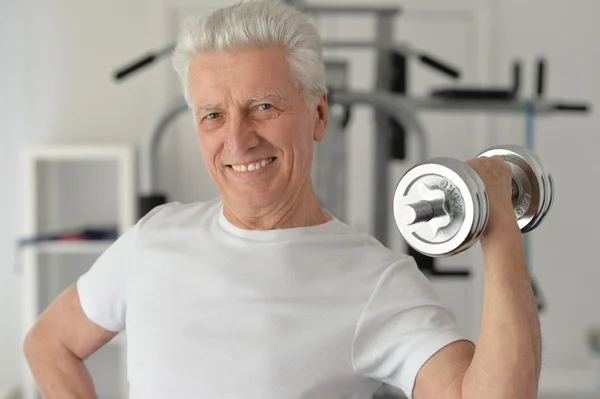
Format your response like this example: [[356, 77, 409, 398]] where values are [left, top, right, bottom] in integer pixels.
[[404, 179, 518, 225]]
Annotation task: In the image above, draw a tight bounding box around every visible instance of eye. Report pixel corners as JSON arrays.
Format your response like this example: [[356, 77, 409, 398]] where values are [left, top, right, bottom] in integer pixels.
[[206, 112, 220, 120], [259, 104, 272, 111]]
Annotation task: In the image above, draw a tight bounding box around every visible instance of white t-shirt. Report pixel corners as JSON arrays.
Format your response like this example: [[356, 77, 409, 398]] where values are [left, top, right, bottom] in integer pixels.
[[77, 197, 468, 399]]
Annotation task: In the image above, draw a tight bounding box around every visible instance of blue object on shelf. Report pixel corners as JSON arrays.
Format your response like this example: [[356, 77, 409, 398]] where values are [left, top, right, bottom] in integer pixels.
[[17, 227, 119, 248]]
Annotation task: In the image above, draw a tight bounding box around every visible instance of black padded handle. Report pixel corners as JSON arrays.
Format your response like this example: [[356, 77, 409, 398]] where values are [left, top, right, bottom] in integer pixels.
[[139, 194, 167, 219], [114, 54, 157, 80], [113, 43, 175, 81], [419, 54, 461, 79], [427, 269, 471, 278], [536, 58, 546, 97], [553, 103, 590, 112]]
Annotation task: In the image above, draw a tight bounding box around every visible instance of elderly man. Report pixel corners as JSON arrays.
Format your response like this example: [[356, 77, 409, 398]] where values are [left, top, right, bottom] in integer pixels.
[[23, 1, 541, 398]]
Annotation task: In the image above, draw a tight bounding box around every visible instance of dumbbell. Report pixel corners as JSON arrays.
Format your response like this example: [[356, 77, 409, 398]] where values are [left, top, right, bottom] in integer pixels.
[[393, 145, 554, 257]]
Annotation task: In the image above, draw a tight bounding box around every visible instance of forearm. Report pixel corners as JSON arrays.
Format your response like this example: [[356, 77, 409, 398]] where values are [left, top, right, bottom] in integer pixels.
[[462, 213, 542, 399], [24, 334, 98, 399]]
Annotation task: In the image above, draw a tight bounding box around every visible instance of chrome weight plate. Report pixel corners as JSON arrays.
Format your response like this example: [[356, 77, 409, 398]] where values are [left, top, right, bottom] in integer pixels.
[[544, 173, 555, 220], [393, 157, 489, 257], [528, 171, 555, 231], [477, 145, 547, 233]]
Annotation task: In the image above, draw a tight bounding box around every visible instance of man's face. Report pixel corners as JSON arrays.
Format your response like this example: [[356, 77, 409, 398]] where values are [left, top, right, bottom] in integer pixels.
[[187, 46, 327, 211]]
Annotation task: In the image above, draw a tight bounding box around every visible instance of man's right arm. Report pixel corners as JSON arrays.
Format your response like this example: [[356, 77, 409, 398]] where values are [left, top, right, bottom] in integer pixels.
[[24, 283, 117, 399]]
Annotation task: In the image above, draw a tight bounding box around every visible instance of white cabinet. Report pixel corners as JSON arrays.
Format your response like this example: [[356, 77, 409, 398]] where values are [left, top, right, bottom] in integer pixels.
[[19, 144, 136, 399]]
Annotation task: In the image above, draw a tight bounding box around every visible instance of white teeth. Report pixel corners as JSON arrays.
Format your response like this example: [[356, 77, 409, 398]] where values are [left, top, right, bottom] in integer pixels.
[[231, 157, 274, 173]]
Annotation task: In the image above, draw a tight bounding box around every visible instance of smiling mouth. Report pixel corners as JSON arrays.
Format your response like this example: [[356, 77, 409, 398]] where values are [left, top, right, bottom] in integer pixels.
[[228, 157, 276, 173]]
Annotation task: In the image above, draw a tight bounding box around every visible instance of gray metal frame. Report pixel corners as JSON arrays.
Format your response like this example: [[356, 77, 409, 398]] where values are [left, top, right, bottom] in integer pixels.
[[298, 4, 401, 16], [372, 11, 397, 246], [139, 99, 188, 195], [316, 60, 351, 221]]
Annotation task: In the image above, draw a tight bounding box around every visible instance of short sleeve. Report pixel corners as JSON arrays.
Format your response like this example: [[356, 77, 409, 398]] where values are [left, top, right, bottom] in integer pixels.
[[76, 223, 137, 332], [352, 258, 470, 398]]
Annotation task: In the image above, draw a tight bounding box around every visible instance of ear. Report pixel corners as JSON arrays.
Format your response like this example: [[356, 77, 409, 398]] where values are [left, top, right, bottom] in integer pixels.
[[313, 94, 328, 142]]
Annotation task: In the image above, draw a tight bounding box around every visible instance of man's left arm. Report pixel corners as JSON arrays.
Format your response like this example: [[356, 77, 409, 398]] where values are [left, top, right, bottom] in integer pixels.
[[413, 213, 541, 399], [413, 158, 542, 399]]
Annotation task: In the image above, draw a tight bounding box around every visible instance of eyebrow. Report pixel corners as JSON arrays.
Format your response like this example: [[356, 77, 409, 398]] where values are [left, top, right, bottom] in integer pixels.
[[195, 92, 285, 114], [246, 91, 284, 104]]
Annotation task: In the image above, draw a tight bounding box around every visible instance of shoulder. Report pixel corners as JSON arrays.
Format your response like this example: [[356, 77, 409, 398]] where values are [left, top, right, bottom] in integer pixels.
[[336, 222, 415, 272], [321, 221, 419, 290]]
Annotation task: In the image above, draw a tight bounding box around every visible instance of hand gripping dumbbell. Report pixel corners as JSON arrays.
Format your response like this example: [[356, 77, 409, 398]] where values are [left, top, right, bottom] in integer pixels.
[[393, 145, 554, 257]]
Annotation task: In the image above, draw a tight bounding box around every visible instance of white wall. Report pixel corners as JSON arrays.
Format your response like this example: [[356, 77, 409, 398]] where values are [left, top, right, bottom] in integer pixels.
[[489, 0, 600, 392], [0, 0, 167, 390], [1, 0, 25, 392]]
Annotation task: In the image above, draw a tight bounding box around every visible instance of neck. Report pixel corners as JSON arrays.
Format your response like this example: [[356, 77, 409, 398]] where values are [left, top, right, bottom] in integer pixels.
[[222, 183, 332, 230]]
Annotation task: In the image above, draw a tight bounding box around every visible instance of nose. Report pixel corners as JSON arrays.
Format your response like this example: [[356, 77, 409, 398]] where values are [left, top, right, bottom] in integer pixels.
[[224, 111, 260, 156]]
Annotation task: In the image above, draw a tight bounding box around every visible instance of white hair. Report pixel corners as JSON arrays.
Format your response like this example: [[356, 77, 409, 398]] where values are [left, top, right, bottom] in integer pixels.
[[172, 0, 327, 111]]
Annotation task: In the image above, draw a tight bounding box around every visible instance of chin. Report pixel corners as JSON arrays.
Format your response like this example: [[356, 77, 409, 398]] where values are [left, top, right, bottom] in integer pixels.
[[234, 186, 281, 208], [244, 189, 275, 206]]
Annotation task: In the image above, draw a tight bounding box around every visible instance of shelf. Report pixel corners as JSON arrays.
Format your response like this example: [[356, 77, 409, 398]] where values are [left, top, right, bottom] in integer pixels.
[[20, 143, 136, 399], [25, 240, 114, 255], [21, 145, 135, 162]]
